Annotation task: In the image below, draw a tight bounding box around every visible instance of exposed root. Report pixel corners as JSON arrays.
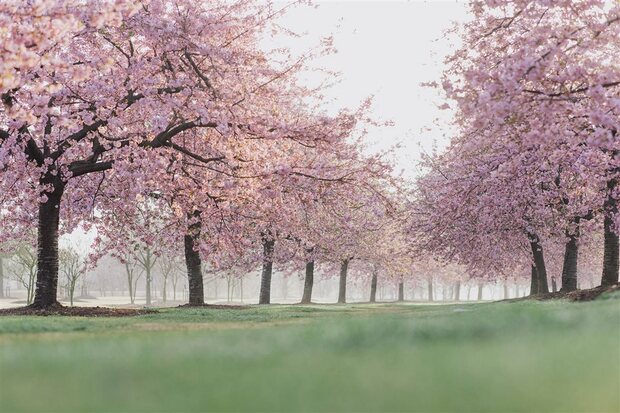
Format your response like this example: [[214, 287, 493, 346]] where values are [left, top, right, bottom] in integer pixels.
[[535, 283, 620, 301]]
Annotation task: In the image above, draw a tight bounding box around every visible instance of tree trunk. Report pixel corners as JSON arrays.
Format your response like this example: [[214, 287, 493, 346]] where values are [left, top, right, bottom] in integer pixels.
[[454, 281, 461, 301], [477, 283, 483, 300], [32, 181, 64, 308], [398, 280, 404, 302], [126, 265, 134, 304], [69, 280, 76, 307], [259, 238, 275, 305], [369, 267, 378, 303], [162, 277, 167, 304], [0, 257, 4, 298], [145, 265, 152, 306], [602, 180, 619, 286], [337, 259, 349, 304], [185, 212, 204, 306], [529, 264, 538, 296], [503, 283, 509, 299], [560, 230, 579, 292], [301, 260, 314, 304], [529, 234, 549, 294], [427, 277, 433, 302]]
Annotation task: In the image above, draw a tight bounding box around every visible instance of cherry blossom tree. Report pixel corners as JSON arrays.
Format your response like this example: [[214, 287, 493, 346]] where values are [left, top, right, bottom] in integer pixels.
[[416, 0, 620, 292], [0, 0, 375, 309]]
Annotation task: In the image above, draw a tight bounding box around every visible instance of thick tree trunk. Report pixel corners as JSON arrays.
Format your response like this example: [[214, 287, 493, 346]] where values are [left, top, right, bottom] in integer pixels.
[[259, 238, 275, 305], [126, 265, 135, 304], [184, 213, 204, 306], [32, 181, 64, 308], [398, 280, 404, 302], [369, 267, 378, 303], [529, 264, 539, 296], [529, 235, 549, 294], [477, 283, 483, 301], [301, 260, 314, 304], [427, 277, 434, 302], [337, 259, 349, 304], [454, 281, 461, 301], [560, 231, 579, 292], [503, 283, 509, 299], [602, 181, 619, 286]]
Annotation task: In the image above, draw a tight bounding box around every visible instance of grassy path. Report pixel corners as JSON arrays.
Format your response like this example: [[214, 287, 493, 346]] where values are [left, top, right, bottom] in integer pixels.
[[0, 299, 619, 412]]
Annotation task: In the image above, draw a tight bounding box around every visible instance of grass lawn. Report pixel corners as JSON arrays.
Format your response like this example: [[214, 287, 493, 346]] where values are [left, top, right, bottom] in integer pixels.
[[0, 298, 619, 412]]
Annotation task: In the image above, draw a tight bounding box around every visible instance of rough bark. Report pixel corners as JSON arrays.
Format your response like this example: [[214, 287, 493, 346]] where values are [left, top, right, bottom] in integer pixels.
[[398, 280, 404, 302], [602, 180, 619, 286], [184, 212, 204, 305], [560, 230, 579, 292], [258, 238, 275, 305], [337, 258, 349, 304], [369, 267, 378, 303], [529, 234, 549, 294], [301, 260, 314, 304], [32, 179, 64, 308]]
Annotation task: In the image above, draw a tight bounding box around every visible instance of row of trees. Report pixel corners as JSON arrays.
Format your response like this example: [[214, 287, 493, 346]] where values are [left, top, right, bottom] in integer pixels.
[[0, 0, 421, 309], [2, 247, 547, 305], [413, 0, 620, 292], [1, 0, 616, 309]]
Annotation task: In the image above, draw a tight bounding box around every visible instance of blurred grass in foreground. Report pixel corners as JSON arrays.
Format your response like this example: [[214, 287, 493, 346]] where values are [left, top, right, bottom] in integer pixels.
[[0, 298, 618, 412]]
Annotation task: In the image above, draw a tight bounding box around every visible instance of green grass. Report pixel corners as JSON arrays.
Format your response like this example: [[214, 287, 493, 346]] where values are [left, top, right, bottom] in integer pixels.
[[0, 300, 619, 412]]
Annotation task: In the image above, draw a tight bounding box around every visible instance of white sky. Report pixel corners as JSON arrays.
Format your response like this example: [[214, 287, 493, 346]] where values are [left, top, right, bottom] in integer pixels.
[[272, 0, 471, 178]]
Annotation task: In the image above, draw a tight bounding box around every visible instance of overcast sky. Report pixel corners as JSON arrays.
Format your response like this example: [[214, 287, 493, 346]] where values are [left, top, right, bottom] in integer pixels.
[[271, 0, 471, 178]]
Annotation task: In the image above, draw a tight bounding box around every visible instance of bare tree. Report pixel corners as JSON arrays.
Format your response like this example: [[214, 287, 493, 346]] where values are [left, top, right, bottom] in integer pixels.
[[136, 247, 157, 306], [59, 247, 88, 306], [123, 254, 144, 304], [157, 254, 182, 304], [7, 245, 37, 304]]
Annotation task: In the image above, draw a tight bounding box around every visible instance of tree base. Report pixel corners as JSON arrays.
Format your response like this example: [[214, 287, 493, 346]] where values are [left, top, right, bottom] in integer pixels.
[[515, 283, 619, 302], [177, 303, 248, 310], [0, 304, 155, 317]]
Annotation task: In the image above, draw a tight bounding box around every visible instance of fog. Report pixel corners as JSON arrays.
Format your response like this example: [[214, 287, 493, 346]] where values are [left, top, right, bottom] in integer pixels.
[[1, 256, 562, 309]]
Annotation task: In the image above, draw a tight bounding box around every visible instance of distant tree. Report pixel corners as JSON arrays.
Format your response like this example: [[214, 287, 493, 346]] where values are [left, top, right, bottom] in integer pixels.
[[135, 247, 157, 306], [123, 254, 143, 305], [7, 245, 37, 304], [157, 254, 182, 304], [59, 247, 88, 306]]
